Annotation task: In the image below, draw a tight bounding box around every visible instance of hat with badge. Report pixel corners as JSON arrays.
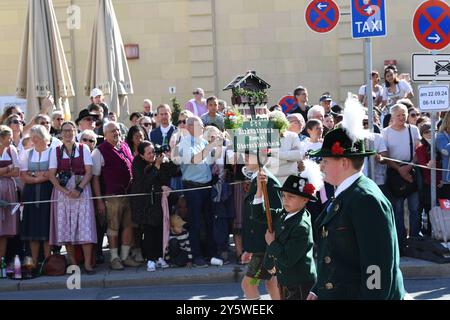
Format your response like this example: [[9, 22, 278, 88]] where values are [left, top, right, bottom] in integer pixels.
[[276, 159, 324, 201], [309, 94, 375, 158]]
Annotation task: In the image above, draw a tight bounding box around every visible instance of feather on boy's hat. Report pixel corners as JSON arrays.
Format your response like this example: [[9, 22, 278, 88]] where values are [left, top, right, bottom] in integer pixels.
[[276, 160, 324, 201], [309, 94, 375, 158]]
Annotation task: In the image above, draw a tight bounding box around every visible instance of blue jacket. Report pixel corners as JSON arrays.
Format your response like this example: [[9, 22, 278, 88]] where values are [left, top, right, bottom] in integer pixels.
[[436, 132, 450, 183], [150, 125, 175, 146]]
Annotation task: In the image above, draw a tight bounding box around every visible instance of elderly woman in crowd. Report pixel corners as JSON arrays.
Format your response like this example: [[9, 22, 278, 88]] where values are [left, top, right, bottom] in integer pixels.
[[48, 121, 97, 274], [79, 130, 98, 152], [129, 141, 177, 271], [19, 125, 53, 268], [0, 126, 19, 260], [126, 125, 146, 157], [34, 114, 62, 149], [287, 113, 307, 142], [382, 104, 421, 255]]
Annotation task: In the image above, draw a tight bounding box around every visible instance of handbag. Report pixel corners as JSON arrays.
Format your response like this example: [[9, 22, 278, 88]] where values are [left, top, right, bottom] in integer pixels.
[[40, 253, 67, 276], [386, 125, 418, 198]]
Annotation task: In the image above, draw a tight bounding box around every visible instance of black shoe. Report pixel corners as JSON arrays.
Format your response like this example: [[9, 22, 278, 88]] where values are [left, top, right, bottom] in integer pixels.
[[83, 266, 96, 275]]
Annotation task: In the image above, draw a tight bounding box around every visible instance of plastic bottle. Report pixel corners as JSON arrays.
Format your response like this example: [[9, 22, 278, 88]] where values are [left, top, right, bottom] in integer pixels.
[[13, 255, 21, 279], [0, 257, 6, 279]]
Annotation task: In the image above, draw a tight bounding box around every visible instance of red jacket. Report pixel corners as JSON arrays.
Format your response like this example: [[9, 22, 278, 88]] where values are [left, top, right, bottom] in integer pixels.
[[415, 143, 441, 186]]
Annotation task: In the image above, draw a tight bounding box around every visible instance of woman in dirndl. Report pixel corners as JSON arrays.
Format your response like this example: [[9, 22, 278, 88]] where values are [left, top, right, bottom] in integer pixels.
[[0, 125, 19, 259], [48, 121, 97, 274], [19, 125, 54, 267]]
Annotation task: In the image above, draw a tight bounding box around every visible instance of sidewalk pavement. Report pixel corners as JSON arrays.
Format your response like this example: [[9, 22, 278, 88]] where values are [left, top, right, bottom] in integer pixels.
[[0, 257, 449, 293]]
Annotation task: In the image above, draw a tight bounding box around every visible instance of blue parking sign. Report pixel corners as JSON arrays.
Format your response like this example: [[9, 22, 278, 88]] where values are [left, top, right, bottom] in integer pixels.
[[351, 0, 387, 38]]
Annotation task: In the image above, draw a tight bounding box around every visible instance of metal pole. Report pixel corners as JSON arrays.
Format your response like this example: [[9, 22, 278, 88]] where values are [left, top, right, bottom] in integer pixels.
[[430, 51, 437, 211], [431, 111, 437, 209], [365, 38, 375, 179]]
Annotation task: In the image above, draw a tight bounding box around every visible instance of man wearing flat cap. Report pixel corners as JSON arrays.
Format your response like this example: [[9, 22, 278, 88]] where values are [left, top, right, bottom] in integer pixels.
[[307, 97, 405, 300]]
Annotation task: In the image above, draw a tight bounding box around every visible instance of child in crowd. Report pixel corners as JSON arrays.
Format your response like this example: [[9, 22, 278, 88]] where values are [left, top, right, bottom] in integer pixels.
[[165, 215, 193, 268]]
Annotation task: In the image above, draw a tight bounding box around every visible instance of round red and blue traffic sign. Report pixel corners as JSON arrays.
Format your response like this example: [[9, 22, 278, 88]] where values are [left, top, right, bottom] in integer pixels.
[[305, 0, 340, 33], [413, 0, 450, 51], [278, 95, 297, 114]]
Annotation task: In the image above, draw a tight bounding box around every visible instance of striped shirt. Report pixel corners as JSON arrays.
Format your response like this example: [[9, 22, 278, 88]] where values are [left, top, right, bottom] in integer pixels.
[[165, 229, 193, 262]]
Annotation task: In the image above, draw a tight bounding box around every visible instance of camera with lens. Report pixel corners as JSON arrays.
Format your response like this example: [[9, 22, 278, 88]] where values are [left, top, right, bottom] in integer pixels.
[[154, 144, 170, 156], [57, 171, 72, 187]]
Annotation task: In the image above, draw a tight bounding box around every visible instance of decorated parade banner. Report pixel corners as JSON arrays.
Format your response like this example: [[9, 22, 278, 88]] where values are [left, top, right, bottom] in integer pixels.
[[230, 120, 281, 153]]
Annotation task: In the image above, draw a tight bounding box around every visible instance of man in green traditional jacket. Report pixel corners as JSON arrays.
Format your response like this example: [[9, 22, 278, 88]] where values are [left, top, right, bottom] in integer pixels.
[[307, 98, 405, 300]]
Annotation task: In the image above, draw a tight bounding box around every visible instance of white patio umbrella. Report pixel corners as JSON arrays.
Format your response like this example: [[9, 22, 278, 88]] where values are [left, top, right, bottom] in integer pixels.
[[16, 0, 74, 120], [84, 0, 133, 119]]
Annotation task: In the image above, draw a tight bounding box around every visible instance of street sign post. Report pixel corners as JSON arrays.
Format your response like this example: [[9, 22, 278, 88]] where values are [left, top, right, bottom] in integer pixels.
[[412, 53, 450, 82], [418, 84, 450, 112], [350, 0, 387, 39], [350, 0, 386, 179], [305, 0, 340, 33], [412, 0, 450, 51]]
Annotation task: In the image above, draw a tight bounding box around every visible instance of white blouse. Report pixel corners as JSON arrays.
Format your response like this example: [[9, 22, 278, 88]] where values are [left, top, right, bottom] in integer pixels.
[[0, 145, 20, 168], [49, 143, 93, 170]]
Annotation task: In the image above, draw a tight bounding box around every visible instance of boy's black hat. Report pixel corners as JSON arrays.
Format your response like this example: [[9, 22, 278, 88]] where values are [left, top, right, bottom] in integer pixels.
[[276, 175, 317, 201]]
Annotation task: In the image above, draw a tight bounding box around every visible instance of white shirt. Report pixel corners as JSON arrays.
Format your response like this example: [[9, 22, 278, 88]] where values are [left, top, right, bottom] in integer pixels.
[[382, 80, 413, 105], [160, 125, 171, 136], [382, 125, 421, 161], [363, 134, 387, 185], [49, 144, 93, 170], [49, 137, 63, 149], [334, 172, 363, 198], [0, 146, 20, 168]]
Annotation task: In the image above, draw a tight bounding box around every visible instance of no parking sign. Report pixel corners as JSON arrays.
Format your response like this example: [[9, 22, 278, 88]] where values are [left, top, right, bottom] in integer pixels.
[[413, 0, 450, 51], [305, 0, 340, 33]]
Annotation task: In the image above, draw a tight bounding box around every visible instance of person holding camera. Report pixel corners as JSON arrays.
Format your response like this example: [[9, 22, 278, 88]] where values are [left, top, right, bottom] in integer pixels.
[[129, 141, 178, 271], [178, 116, 223, 267], [150, 104, 176, 146], [48, 121, 97, 274], [19, 125, 53, 269]]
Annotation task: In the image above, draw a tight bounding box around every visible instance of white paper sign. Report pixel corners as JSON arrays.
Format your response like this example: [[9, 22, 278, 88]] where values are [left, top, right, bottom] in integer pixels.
[[418, 85, 449, 112]]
